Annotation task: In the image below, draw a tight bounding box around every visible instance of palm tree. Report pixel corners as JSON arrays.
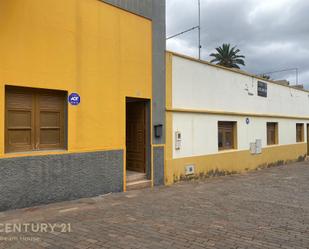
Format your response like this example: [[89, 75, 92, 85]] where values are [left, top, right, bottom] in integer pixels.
[[209, 43, 245, 69], [260, 74, 270, 79], [260, 74, 272, 80]]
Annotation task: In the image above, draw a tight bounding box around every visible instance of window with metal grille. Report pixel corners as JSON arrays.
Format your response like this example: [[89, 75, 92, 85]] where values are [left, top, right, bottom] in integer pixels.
[[218, 121, 235, 151], [5, 86, 66, 153]]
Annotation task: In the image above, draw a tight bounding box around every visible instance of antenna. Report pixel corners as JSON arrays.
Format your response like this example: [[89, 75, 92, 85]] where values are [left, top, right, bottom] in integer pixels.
[[166, 1, 202, 60], [258, 68, 298, 85], [166, 26, 199, 40], [198, 0, 201, 60]]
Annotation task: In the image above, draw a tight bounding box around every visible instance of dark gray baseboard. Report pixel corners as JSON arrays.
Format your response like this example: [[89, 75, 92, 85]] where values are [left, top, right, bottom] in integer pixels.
[[153, 146, 164, 186], [0, 150, 124, 212]]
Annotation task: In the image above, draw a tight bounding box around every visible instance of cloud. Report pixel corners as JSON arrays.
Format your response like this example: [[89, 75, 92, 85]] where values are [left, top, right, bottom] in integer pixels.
[[166, 0, 309, 89]]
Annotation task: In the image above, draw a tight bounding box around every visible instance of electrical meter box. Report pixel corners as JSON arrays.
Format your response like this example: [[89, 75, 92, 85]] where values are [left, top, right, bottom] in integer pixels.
[[250, 142, 256, 154], [256, 139, 262, 154], [154, 124, 163, 137], [186, 164, 195, 175]]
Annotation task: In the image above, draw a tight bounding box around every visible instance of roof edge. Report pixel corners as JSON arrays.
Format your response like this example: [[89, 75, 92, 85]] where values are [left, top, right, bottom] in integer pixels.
[[166, 50, 309, 94]]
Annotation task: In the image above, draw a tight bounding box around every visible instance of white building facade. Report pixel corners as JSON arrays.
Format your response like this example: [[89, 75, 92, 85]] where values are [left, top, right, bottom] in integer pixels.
[[165, 51, 309, 184]]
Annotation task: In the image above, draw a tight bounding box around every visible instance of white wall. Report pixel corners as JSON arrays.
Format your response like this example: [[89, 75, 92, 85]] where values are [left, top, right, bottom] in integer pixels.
[[172, 55, 309, 117], [171, 54, 309, 159], [173, 113, 308, 159]]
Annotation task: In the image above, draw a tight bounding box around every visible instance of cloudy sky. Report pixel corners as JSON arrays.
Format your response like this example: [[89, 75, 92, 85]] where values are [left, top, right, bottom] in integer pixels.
[[166, 0, 309, 89]]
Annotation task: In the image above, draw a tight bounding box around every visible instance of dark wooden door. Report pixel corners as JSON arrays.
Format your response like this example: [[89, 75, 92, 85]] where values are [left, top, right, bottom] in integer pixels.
[[126, 101, 146, 173]]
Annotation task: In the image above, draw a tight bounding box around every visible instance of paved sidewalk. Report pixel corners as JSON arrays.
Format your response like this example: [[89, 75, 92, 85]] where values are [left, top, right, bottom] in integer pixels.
[[1, 161, 309, 249]]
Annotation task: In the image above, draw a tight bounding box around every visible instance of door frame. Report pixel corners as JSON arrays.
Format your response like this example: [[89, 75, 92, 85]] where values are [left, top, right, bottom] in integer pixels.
[[125, 97, 151, 179]]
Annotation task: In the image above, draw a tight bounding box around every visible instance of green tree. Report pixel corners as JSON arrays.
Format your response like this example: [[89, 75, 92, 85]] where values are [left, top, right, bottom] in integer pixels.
[[260, 74, 271, 80], [209, 43, 245, 69], [258, 74, 274, 80]]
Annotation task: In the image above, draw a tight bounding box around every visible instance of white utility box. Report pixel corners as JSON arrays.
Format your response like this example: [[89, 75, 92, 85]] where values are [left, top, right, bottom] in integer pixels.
[[250, 142, 256, 155], [256, 139, 262, 154], [185, 164, 195, 175]]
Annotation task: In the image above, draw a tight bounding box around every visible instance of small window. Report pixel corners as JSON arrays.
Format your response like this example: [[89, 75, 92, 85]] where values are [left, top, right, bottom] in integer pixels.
[[5, 86, 66, 153], [218, 121, 236, 151], [267, 122, 278, 145], [296, 123, 304, 142]]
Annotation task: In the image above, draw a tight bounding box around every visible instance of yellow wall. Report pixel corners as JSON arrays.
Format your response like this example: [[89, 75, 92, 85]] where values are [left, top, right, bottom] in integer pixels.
[[166, 143, 307, 185], [0, 0, 152, 156]]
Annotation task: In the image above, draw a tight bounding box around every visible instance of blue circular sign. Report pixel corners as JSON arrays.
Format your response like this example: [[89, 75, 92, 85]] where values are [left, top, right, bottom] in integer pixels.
[[226, 141, 229, 147], [246, 118, 249, 124], [69, 93, 81, 106]]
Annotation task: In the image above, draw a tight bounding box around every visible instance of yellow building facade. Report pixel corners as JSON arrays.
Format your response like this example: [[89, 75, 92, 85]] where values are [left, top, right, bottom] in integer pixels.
[[0, 0, 166, 211]]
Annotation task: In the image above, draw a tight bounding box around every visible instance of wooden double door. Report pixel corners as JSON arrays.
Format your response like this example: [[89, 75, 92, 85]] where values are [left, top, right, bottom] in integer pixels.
[[126, 100, 147, 173]]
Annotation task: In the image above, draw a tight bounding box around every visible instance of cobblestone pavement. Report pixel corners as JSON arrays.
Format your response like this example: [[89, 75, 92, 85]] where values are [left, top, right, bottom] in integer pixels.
[[1, 161, 309, 249]]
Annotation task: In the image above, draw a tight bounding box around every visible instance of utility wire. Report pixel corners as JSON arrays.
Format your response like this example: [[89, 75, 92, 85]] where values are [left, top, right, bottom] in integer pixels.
[[166, 26, 199, 40]]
